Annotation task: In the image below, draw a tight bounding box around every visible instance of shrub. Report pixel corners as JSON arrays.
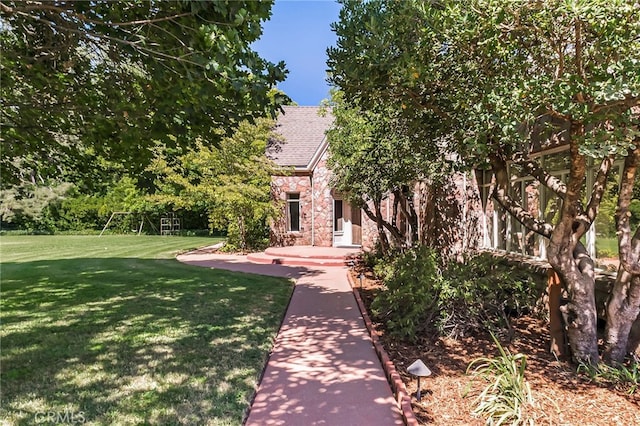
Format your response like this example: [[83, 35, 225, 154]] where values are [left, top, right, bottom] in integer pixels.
[[370, 248, 541, 341], [361, 240, 388, 269], [0, 183, 73, 232], [439, 253, 540, 338], [220, 217, 270, 253], [596, 247, 617, 259], [53, 194, 103, 231], [371, 246, 442, 341]]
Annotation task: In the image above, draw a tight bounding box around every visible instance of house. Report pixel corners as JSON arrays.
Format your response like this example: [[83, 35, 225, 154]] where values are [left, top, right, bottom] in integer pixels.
[[268, 106, 634, 263], [268, 106, 478, 253], [268, 106, 385, 248]]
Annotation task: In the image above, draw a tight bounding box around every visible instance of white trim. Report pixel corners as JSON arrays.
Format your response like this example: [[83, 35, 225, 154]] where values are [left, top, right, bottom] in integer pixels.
[[286, 193, 301, 232], [528, 143, 570, 159], [307, 136, 329, 172], [311, 174, 315, 246]]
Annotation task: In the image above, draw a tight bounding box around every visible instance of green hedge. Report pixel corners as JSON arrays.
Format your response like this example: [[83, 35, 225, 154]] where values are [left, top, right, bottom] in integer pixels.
[[371, 247, 542, 341]]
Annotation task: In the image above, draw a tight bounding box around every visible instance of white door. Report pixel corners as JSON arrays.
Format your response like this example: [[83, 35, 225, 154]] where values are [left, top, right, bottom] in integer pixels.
[[333, 199, 352, 247]]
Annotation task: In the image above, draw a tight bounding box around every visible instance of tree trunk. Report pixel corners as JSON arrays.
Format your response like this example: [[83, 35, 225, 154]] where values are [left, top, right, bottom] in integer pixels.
[[627, 313, 640, 357], [604, 145, 640, 364], [373, 200, 390, 254], [238, 215, 246, 251], [548, 240, 600, 364], [604, 269, 640, 363], [391, 195, 399, 230], [546, 131, 600, 365], [416, 180, 430, 245], [387, 194, 407, 247]]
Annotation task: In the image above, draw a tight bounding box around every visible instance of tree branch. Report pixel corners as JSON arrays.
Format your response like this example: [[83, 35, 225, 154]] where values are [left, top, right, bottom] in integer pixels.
[[1, 2, 197, 27], [361, 200, 378, 223], [560, 130, 589, 239], [585, 154, 615, 223], [544, 107, 573, 122], [591, 95, 640, 114], [512, 152, 566, 200], [381, 218, 407, 247], [490, 153, 553, 238], [363, 194, 407, 247], [574, 17, 588, 86], [12, 10, 209, 71], [555, 39, 564, 80], [363, 198, 390, 254]]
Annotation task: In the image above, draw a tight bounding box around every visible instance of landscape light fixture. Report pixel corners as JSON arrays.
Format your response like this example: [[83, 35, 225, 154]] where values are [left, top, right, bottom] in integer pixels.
[[407, 359, 432, 401], [358, 273, 365, 289]]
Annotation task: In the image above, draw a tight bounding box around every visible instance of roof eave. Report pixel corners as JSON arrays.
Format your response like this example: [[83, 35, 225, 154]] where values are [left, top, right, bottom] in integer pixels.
[[273, 165, 313, 175], [271, 136, 329, 174], [306, 136, 329, 172]]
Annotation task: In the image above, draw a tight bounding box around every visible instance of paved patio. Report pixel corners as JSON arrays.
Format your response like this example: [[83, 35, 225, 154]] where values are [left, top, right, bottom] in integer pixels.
[[246, 246, 362, 267]]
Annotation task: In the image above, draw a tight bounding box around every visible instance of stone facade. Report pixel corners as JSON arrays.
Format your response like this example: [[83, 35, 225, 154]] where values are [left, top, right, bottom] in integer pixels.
[[269, 105, 391, 249], [271, 173, 313, 246], [271, 150, 383, 248], [310, 153, 334, 247], [270, 150, 484, 253]]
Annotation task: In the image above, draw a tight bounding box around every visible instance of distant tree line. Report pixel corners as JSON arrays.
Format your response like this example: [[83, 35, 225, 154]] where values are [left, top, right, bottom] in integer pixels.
[[1, 0, 288, 249]]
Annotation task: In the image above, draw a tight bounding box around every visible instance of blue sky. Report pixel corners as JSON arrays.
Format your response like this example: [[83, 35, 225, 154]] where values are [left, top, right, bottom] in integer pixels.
[[253, 0, 342, 106]]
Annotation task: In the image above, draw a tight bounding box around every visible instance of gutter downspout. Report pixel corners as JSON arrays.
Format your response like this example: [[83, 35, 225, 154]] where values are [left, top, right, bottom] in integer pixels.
[[311, 174, 315, 246]]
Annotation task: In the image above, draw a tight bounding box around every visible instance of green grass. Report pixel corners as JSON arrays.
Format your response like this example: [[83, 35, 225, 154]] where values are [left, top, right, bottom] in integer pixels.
[[0, 235, 293, 425], [595, 236, 619, 258], [578, 362, 640, 395]]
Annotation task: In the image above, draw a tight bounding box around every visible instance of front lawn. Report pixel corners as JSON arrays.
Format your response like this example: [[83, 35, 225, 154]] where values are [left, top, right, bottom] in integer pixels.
[[595, 236, 619, 258], [0, 235, 293, 425]]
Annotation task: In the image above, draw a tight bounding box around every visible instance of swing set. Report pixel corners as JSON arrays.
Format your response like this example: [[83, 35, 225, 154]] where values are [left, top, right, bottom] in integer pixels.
[[98, 212, 158, 237]]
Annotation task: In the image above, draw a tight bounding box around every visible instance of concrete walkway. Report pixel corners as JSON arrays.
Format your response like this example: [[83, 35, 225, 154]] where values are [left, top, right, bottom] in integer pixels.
[[176, 251, 403, 425]]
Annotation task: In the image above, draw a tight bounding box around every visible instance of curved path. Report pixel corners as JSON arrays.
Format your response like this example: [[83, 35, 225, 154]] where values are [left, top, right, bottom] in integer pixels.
[[177, 251, 403, 425]]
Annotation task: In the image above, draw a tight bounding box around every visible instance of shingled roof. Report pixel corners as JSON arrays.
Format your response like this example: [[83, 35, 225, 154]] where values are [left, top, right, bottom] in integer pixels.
[[268, 106, 334, 170]]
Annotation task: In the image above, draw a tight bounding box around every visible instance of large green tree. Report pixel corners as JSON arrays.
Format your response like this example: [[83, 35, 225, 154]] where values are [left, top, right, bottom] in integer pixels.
[[324, 91, 427, 252], [148, 118, 278, 250], [1, 0, 287, 189], [328, 0, 640, 364]]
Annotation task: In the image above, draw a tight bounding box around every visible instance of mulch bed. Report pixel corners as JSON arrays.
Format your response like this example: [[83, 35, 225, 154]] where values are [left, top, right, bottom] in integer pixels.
[[350, 268, 640, 425]]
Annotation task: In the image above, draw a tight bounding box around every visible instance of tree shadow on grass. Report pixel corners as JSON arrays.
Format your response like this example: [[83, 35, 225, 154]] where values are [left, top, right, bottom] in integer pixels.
[[1, 257, 295, 425], [175, 254, 326, 281]]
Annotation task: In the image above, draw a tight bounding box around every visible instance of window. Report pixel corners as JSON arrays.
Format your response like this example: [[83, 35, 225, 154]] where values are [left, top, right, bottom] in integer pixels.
[[477, 148, 631, 262], [287, 193, 300, 232]]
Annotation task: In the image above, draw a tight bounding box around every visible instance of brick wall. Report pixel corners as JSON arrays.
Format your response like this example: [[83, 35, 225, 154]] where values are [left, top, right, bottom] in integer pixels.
[[270, 149, 408, 250]]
